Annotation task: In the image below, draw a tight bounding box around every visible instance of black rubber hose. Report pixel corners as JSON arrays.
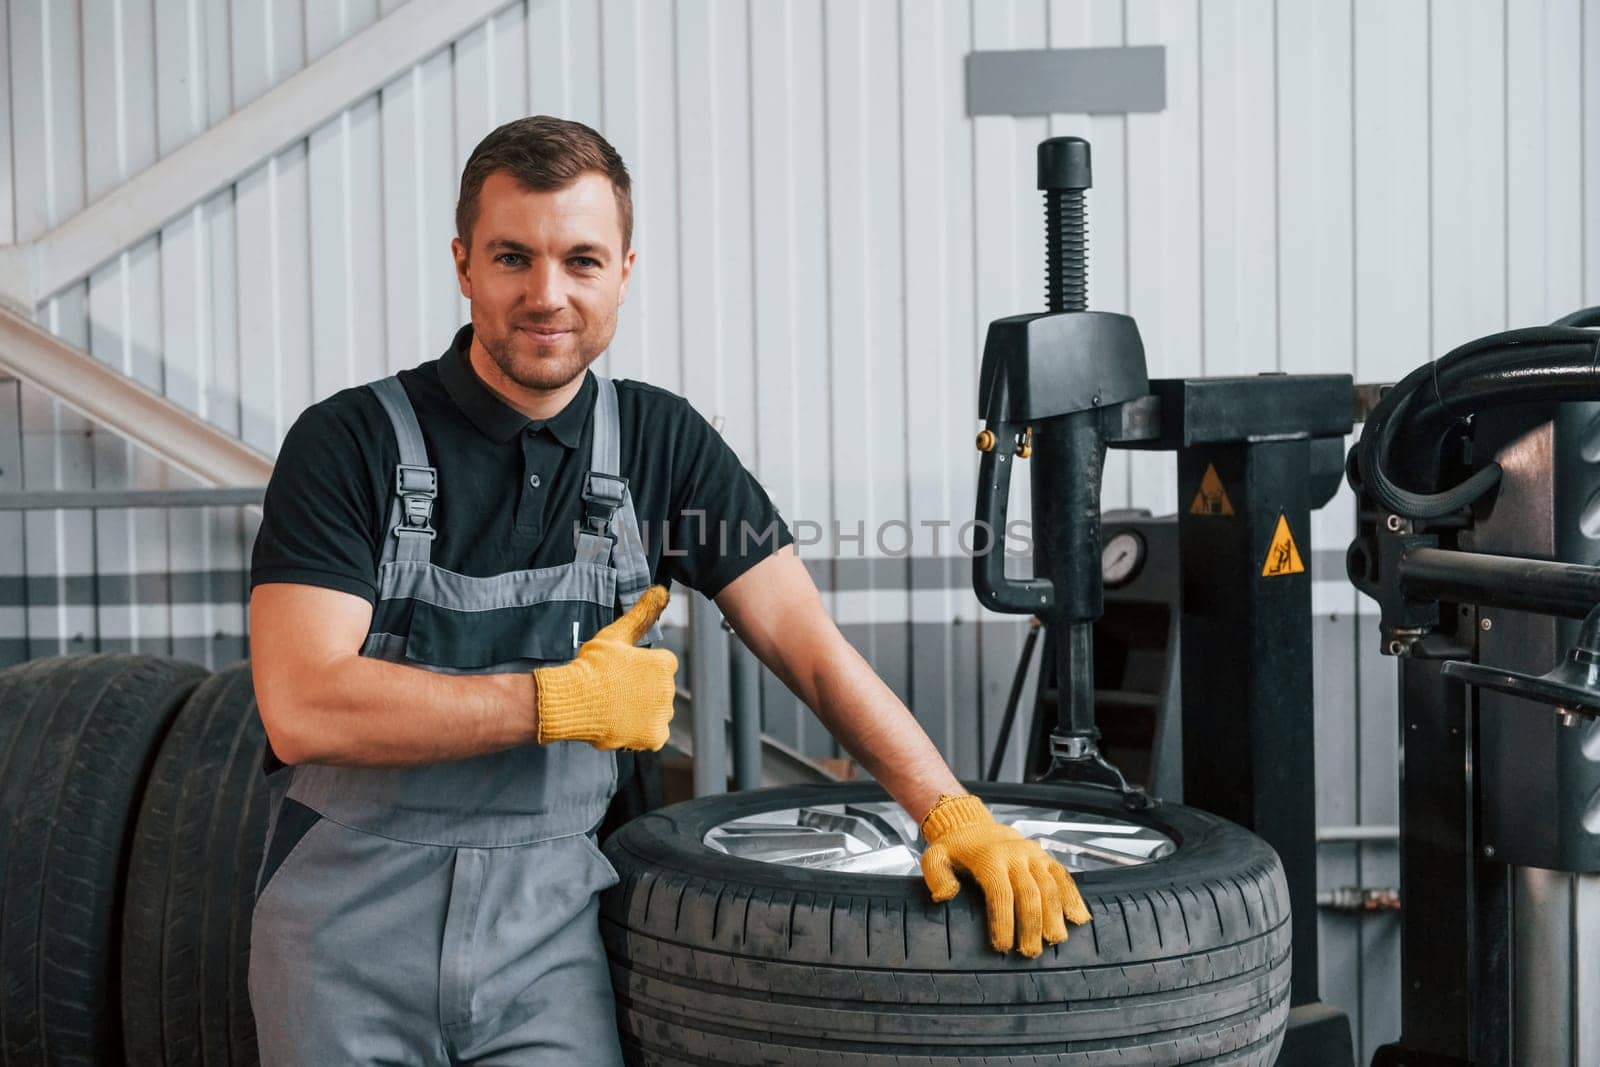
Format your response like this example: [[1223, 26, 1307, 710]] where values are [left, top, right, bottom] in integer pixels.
[[1386, 344, 1600, 450], [1366, 344, 1594, 516], [986, 619, 1041, 782], [1553, 306, 1600, 328], [1358, 326, 1600, 518], [1362, 330, 1588, 457]]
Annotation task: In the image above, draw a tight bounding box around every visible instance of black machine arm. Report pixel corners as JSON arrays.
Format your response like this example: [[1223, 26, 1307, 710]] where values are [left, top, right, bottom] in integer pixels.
[[1441, 603, 1600, 724], [970, 137, 1150, 801], [1398, 546, 1600, 621], [1389, 543, 1600, 722]]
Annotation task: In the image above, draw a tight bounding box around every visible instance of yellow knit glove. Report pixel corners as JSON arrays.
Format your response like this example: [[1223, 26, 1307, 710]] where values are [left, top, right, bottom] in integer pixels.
[[533, 585, 678, 751], [920, 793, 1092, 957]]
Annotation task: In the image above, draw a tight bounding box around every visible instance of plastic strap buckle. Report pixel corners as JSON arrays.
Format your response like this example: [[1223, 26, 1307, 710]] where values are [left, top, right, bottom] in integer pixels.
[[580, 472, 626, 539], [393, 463, 437, 540]]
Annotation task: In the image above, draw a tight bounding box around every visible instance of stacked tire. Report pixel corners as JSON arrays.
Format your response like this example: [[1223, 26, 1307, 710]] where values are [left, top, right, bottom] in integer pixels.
[[601, 783, 1291, 1065], [121, 664, 272, 1065], [0, 656, 270, 1066]]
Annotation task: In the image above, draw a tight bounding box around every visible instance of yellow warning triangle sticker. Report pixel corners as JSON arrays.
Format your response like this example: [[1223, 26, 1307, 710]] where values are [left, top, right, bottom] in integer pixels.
[[1188, 463, 1235, 516], [1261, 513, 1306, 578]]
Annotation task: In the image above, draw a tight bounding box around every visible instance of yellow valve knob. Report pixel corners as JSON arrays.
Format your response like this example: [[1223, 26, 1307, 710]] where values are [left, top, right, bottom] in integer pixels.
[[1017, 426, 1033, 459], [975, 429, 996, 452]]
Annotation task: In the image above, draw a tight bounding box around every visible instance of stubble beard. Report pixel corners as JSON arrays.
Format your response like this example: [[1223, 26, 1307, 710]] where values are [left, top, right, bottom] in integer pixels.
[[479, 307, 617, 391]]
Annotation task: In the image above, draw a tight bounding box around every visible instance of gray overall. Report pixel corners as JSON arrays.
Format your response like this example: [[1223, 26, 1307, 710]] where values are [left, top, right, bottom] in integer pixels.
[[248, 373, 658, 1065]]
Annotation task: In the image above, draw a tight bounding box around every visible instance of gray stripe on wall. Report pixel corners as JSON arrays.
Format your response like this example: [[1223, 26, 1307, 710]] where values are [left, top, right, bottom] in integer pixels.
[[803, 554, 969, 590], [1312, 548, 1347, 577], [0, 550, 1360, 608], [0, 570, 248, 605], [0, 636, 248, 670]]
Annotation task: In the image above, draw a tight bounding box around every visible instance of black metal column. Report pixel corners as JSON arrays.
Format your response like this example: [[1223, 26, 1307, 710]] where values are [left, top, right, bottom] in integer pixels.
[[1178, 439, 1320, 1007], [1374, 657, 1510, 1067]]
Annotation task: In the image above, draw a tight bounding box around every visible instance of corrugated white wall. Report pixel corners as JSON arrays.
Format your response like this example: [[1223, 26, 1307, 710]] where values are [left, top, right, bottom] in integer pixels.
[[0, 1, 1596, 1057]]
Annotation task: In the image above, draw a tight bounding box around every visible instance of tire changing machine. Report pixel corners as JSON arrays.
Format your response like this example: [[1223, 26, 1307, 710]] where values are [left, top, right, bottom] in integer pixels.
[[976, 135, 1600, 1064], [1346, 309, 1600, 1064]]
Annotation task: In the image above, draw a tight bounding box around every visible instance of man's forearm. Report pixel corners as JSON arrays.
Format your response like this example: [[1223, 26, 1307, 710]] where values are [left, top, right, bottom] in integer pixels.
[[781, 629, 963, 824], [713, 550, 966, 823], [268, 653, 537, 768]]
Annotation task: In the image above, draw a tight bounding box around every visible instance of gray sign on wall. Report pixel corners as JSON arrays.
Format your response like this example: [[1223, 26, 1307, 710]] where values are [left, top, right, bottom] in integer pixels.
[[966, 46, 1167, 116]]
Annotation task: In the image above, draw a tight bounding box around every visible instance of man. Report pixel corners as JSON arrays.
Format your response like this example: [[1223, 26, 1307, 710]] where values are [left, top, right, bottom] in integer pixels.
[[247, 115, 1089, 1064]]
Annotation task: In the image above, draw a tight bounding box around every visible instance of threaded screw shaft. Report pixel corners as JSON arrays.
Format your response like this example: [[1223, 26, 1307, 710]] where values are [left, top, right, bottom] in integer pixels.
[[1045, 189, 1087, 313], [1036, 137, 1092, 314]]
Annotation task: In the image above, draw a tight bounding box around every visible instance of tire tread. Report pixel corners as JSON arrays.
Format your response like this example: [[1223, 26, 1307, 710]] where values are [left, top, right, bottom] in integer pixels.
[[0, 654, 206, 1064], [121, 662, 270, 1067]]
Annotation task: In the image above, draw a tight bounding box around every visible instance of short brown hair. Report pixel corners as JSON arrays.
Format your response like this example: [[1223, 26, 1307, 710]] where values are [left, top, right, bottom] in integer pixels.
[[455, 116, 633, 250]]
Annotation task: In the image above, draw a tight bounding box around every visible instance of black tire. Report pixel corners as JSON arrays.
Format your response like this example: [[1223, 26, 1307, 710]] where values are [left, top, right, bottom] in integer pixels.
[[121, 662, 270, 1066], [0, 654, 208, 1064], [601, 782, 1290, 1065]]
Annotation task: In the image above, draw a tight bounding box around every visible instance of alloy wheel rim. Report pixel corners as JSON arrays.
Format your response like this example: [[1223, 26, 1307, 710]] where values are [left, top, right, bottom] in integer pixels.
[[703, 800, 1177, 875]]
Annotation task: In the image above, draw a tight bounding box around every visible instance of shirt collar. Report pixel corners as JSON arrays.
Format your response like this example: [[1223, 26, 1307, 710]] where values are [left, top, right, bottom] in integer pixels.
[[438, 324, 592, 449]]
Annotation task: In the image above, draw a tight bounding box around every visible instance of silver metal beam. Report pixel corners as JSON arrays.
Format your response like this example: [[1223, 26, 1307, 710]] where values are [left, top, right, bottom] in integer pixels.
[[689, 593, 731, 797], [0, 306, 274, 487], [1316, 824, 1400, 844], [666, 705, 837, 788], [729, 626, 764, 791], [0, 0, 517, 305]]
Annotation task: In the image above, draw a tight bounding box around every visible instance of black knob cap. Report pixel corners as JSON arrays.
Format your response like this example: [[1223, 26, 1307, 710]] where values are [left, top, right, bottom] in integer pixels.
[[1038, 136, 1092, 191]]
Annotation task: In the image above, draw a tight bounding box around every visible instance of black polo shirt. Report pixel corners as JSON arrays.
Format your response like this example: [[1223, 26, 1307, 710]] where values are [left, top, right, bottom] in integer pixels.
[[251, 325, 794, 604]]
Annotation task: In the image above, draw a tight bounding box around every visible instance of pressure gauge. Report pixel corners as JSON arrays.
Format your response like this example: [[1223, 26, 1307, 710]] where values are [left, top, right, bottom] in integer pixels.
[[1101, 529, 1146, 588]]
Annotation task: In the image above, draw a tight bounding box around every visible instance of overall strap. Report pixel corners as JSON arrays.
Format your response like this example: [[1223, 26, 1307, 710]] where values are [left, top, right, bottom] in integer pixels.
[[367, 377, 437, 566], [576, 375, 661, 645], [573, 374, 624, 565]]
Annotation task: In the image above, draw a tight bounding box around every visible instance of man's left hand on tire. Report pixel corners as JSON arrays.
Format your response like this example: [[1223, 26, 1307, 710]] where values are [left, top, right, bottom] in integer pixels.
[[919, 792, 1092, 957], [532, 584, 678, 751]]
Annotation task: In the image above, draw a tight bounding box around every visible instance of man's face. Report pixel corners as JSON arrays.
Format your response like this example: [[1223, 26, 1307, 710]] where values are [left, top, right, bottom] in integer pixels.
[[452, 170, 635, 392]]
